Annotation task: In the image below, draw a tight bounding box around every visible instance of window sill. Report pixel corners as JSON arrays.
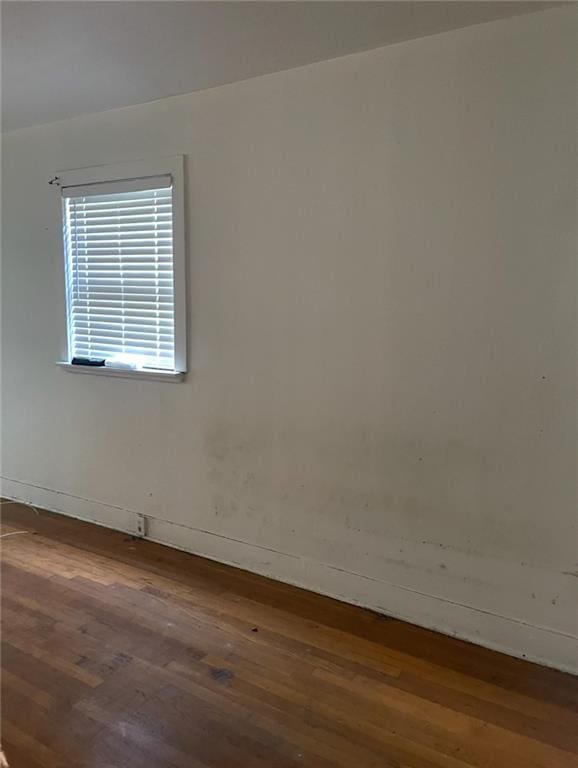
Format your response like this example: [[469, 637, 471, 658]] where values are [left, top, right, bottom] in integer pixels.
[[56, 362, 185, 382]]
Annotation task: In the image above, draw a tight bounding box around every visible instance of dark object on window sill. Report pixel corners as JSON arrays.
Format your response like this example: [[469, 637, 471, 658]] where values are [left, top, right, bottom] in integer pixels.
[[71, 357, 106, 366]]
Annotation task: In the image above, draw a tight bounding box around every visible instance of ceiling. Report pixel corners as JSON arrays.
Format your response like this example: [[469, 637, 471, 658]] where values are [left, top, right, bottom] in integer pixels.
[[2, 1, 557, 132]]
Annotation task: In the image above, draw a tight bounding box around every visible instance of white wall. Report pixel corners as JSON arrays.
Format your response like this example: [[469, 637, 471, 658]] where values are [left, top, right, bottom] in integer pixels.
[[2, 7, 577, 671]]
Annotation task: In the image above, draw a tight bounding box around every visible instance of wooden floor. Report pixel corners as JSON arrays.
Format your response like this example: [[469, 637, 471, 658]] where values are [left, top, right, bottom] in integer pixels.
[[1, 503, 577, 768]]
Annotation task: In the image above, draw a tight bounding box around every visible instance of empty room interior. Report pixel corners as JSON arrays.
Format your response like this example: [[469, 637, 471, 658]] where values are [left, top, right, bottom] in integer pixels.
[[1, 1, 577, 766]]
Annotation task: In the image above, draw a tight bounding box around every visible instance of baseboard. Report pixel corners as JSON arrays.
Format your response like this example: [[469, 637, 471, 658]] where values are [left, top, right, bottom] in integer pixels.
[[2, 476, 576, 675], [2, 477, 137, 535]]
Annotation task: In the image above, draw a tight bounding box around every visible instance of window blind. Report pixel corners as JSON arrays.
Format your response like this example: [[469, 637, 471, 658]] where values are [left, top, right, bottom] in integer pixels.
[[63, 176, 176, 371]]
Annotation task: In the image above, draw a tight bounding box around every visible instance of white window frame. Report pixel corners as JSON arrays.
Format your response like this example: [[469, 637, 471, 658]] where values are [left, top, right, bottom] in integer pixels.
[[55, 156, 187, 382]]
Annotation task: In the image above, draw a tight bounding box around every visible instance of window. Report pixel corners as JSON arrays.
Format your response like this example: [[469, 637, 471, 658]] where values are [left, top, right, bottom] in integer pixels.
[[57, 158, 186, 380]]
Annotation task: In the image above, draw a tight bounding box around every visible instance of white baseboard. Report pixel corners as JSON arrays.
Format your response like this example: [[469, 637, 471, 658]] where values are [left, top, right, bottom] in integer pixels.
[[2, 477, 137, 535], [2, 476, 576, 675]]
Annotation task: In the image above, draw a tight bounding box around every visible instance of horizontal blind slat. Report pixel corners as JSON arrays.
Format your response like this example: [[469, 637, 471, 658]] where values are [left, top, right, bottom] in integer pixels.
[[71, 291, 174, 301], [72, 322, 175, 334], [73, 339, 174, 352]]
